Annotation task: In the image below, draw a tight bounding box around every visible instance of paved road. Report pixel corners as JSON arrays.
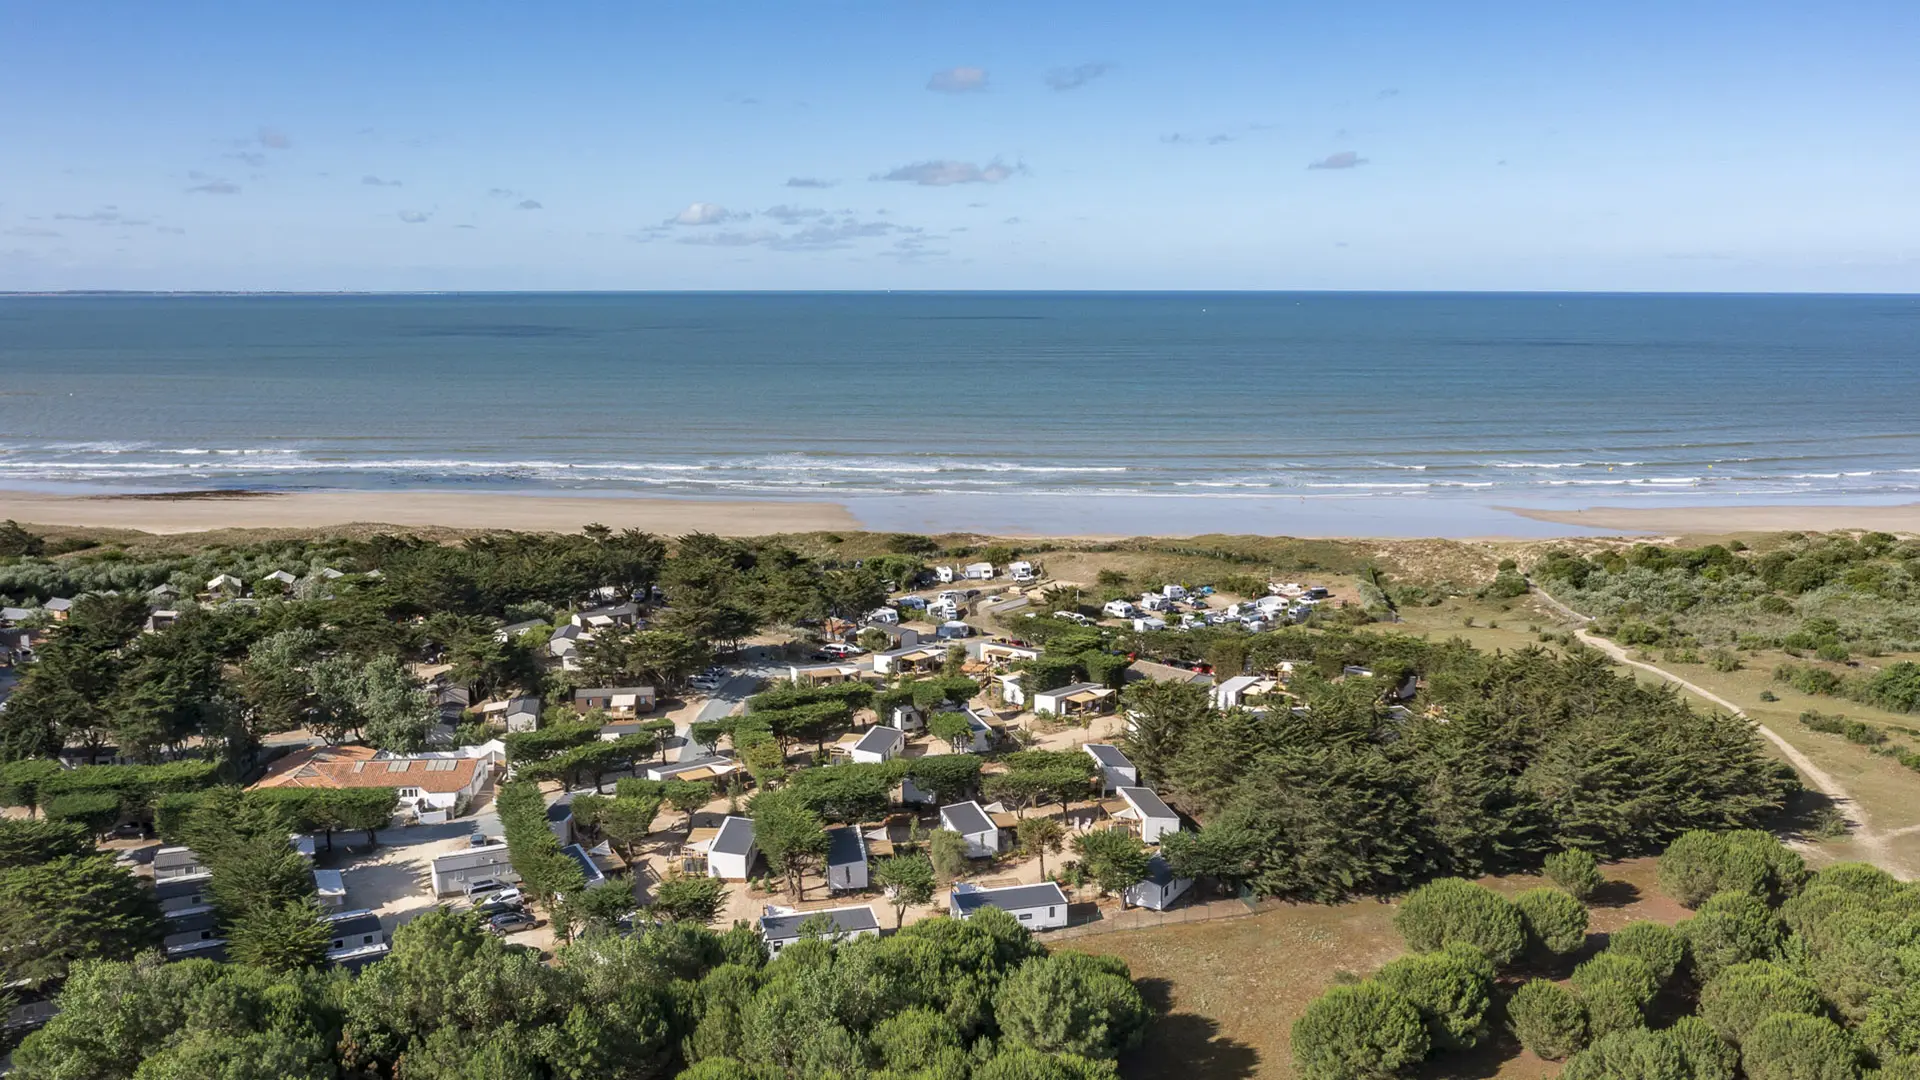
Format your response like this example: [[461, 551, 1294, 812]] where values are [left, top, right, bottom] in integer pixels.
[[1529, 581, 1906, 878], [671, 646, 779, 761]]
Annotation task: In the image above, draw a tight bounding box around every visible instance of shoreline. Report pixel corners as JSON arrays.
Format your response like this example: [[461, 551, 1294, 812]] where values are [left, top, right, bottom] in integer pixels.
[[2, 487, 1918, 540]]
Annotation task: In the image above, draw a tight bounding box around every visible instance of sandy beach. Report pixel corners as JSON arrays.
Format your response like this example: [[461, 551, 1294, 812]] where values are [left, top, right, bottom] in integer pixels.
[[6, 488, 1920, 541], [0, 490, 859, 537], [1507, 503, 1920, 536]]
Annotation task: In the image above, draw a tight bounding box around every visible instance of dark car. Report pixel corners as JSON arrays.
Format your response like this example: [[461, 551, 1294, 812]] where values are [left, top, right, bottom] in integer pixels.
[[488, 911, 537, 933]]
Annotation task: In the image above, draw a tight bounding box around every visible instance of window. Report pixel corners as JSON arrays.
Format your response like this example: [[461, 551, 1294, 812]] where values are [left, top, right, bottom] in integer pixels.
[[399, 787, 422, 799], [1048, 907, 1057, 917], [1018, 913, 1032, 921], [331, 938, 344, 949]]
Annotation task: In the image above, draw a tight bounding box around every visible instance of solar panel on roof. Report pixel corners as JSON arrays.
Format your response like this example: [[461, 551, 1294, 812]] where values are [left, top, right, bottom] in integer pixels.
[[386, 760, 411, 772], [426, 759, 456, 771]]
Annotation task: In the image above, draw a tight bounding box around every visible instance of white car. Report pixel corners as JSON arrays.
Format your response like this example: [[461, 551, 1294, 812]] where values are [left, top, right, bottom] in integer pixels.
[[815, 642, 864, 659], [1052, 611, 1093, 625]]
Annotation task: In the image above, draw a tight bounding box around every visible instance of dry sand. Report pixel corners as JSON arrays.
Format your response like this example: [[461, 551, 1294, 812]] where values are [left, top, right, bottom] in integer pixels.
[[0, 489, 858, 536], [1507, 502, 1920, 536]]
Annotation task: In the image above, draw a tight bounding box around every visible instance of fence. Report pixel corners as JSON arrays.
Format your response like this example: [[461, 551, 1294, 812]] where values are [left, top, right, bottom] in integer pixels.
[[1048, 891, 1284, 942]]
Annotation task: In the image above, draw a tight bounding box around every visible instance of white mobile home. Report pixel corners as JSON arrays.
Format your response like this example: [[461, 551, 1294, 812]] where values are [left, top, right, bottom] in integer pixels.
[[706, 816, 758, 881], [1211, 675, 1276, 709], [842, 725, 904, 764], [933, 565, 957, 584], [825, 826, 870, 892], [1111, 786, 1181, 844], [865, 607, 900, 626], [1083, 743, 1138, 793], [1102, 600, 1138, 619], [949, 881, 1069, 930], [760, 904, 880, 954], [1032, 682, 1116, 718], [962, 562, 995, 581], [939, 800, 1002, 858], [430, 843, 519, 896], [1008, 560, 1036, 583], [1124, 854, 1194, 911]]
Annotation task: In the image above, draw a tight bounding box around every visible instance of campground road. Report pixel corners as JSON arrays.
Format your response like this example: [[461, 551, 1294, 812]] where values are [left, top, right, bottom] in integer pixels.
[[1529, 582, 1905, 878]]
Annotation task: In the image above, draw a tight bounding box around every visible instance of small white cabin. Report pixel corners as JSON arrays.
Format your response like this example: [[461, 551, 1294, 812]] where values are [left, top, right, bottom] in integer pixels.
[[1124, 854, 1193, 911], [1083, 743, 1138, 793], [939, 801, 1002, 858], [933, 565, 957, 584], [706, 816, 757, 881], [1102, 600, 1138, 619], [962, 562, 995, 581]]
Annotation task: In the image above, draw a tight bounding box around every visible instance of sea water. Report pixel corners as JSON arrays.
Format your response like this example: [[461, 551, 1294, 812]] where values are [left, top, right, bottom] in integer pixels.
[[1, 291, 1915, 533]]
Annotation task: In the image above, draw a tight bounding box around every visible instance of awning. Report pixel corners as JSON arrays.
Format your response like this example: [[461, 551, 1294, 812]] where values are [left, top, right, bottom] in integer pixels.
[[673, 767, 719, 782], [1099, 798, 1131, 816], [989, 812, 1020, 829], [611, 694, 639, 708]]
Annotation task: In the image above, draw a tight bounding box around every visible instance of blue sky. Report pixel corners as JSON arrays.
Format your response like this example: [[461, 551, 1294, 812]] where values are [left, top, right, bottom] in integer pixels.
[[3, 1, 1916, 291]]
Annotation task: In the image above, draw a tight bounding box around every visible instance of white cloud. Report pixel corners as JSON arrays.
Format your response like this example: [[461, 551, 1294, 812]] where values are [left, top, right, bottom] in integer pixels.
[[669, 202, 746, 226], [784, 177, 836, 189], [398, 210, 431, 223], [516, 199, 543, 210], [362, 175, 402, 187], [873, 160, 1019, 186], [927, 66, 988, 93]]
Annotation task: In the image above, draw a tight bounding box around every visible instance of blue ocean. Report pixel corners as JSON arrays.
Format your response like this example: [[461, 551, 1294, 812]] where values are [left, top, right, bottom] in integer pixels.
[[1, 292, 1917, 533]]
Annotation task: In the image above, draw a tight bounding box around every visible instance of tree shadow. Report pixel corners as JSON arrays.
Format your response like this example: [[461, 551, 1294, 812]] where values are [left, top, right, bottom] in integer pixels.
[[1121, 982, 1260, 1080], [1409, 1032, 1534, 1080], [1587, 878, 1642, 909]]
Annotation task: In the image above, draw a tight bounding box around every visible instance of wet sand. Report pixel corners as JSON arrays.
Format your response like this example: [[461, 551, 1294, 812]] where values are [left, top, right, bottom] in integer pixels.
[[1506, 502, 1920, 536]]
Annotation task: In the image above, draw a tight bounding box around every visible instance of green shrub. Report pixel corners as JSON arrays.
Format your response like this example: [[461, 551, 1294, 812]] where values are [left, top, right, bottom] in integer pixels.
[[1708, 648, 1743, 673], [1664, 1016, 1737, 1080], [1370, 945, 1493, 1052], [1679, 891, 1782, 982], [1699, 960, 1825, 1045], [1657, 830, 1804, 908], [1515, 887, 1590, 956], [1570, 954, 1656, 1039], [1544, 849, 1603, 901], [1559, 1027, 1687, 1080], [1289, 981, 1429, 1080], [1392, 878, 1526, 967], [1507, 978, 1586, 1061], [1862, 984, 1920, 1062], [1739, 1012, 1861, 1080], [1605, 922, 1686, 986]]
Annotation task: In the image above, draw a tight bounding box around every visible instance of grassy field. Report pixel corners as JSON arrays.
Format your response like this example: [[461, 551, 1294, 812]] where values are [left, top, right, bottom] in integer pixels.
[[1070, 858, 1682, 1080]]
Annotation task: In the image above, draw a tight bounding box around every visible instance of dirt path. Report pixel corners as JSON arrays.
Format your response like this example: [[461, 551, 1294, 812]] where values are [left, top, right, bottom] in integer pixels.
[[1528, 583, 1908, 879]]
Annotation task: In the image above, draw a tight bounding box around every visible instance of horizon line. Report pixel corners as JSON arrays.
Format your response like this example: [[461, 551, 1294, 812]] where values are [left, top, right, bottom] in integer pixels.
[[4, 288, 1918, 299]]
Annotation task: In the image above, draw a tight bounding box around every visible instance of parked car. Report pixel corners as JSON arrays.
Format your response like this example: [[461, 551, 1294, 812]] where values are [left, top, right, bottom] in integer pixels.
[[474, 887, 523, 908], [814, 642, 863, 659], [489, 911, 537, 933], [468, 833, 493, 848], [463, 877, 508, 899], [689, 674, 724, 690], [475, 898, 525, 918]]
